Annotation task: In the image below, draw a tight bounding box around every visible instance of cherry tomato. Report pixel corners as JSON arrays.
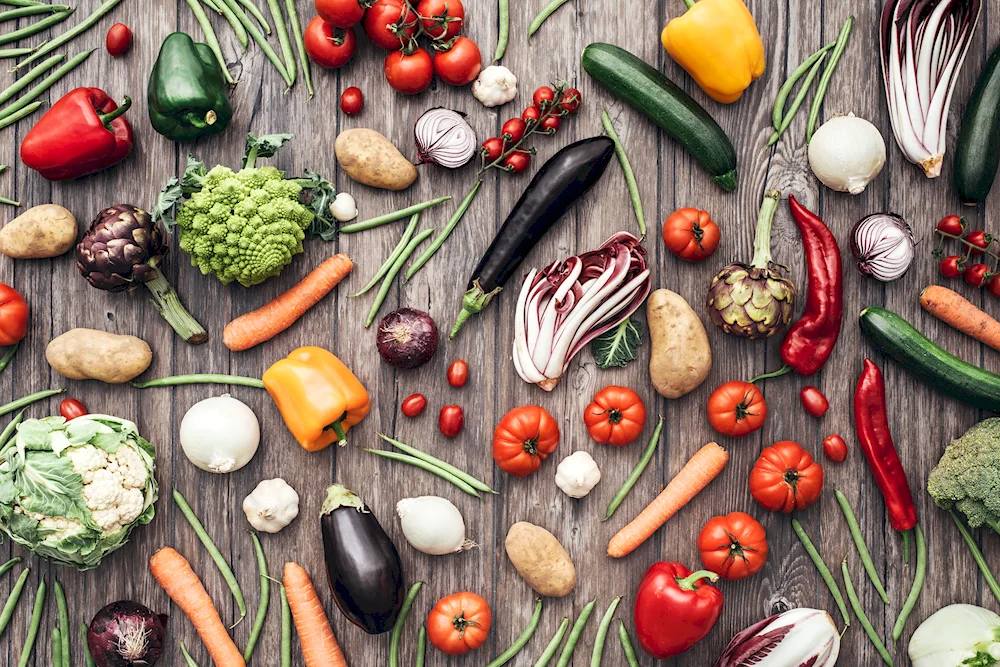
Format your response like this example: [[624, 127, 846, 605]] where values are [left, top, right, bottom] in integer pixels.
[[501, 118, 526, 144], [965, 263, 990, 287], [340, 86, 364, 115], [59, 398, 88, 421], [364, 0, 417, 50], [966, 230, 992, 254], [539, 115, 560, 133], [316, 0, 367, 27], [416, 0, 464, 39], [401, 393, 427, 417], [521, 106, 540, 125], [304, 19, 356, 69], [106, 23, 132, 56], [936, 214, 965, 237], [532, 85, 555, 109], [823, 434, 848, 463], [481, 137, 504, 162], [384, 47, 434, 95], [447, 359, 469, 387], [558, 87, 581, 114], [799, 386, 829, 417], [939, 255, 966, 278], [439, 405, 464, 438], [504, 151, 530, 173], [989, 274, 1000, 298], [433, 36, 481, 86]]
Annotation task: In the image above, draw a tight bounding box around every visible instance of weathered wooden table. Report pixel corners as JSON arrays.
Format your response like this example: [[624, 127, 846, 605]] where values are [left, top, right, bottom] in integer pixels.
[[0, 0, 995, 664]]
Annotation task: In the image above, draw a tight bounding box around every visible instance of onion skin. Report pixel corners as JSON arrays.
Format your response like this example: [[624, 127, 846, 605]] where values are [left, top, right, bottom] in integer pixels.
[[850, 213, 915, 282], [376, 308, 439, 369], [87, 600, 168, 667], [414, 108, 477, 169]]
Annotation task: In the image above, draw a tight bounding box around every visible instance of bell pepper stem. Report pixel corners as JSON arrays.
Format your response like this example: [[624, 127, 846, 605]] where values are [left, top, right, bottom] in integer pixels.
[[675, 570, 719, 591], [749, 365, 791, 384], [332, 420, 347, 447], [143, 271, 209, 344], [97, 96, 131, 128], [750, 189, 782, 269], [682, 0, 696, 7]]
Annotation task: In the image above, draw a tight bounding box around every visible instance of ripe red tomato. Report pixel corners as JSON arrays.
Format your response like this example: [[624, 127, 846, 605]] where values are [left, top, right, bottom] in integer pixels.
[[304, 19, 356, 68], [340, 86, 364, 115], [364, 0, 416, 49], [434, 37, 481, 86], [823, 434, 848, 463], [384, 48, 434, 95], [501, 118, 525, 143], [447, 359, 469, 387], [504, 152, 530, 173], [662, 208, 720, 262], [426, 592, 491, 655], [939, 255, 966, 278], [416, 0, 464, 39], [989, 274, 1000, 298], [492, 406, 559, 477], [106, 23, 132, 56], [799, 386, 829, 417], [706, 381, 766, 437], [0, 283, 28, 346], [481, 137, 503, 162], [697, 512, 768, 580], [966, 230, 992, 254], [965, 263, 990, 287], [583, 386, 646, 446], [59, 398, 88, 421], [936, 214, 965, 237], [521, 106, 540, 124], [401, 393, 427, 417], [316, 0, 366, 27], [749, 441, 824, 513], [532, 85, 555, 109], [558, 87, 582, 113], [539, 115, 560, 133], [439, 405, 463, 438]]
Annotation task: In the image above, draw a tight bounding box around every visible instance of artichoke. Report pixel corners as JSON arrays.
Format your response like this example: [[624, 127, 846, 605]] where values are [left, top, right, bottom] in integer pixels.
[[706, 189, 796, 338], [77, 204, 207, 344]]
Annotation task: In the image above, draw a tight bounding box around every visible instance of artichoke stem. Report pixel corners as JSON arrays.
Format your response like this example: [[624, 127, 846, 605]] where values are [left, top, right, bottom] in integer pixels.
[[750, 189, 782, 269], [144, 272, 208, 344]]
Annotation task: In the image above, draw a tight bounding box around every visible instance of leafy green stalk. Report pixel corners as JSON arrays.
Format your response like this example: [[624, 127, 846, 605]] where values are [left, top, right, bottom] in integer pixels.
[[591, 318, 642, 369]]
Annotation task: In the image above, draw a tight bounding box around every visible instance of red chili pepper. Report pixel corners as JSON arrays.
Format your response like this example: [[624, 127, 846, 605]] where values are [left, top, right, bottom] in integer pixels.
[[634, 562, 723, 659], [853, 358, 917, 532], [20, 88, 134, 181]]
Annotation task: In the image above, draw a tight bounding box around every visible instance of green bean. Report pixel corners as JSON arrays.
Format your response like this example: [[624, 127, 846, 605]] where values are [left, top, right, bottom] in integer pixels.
[[339, 196, 452, 233], [52, 626, 62, 667], [389, 582, 423, 667], [805, 15, 854, 143], [834, 490, 889, 604], [365, 228, 435, 327], [0, 48, 91, 120], [180, 641, 200, 667], [528, 0, 571, 37], [0, 1, 47, 7], [533, 617, 569, 667], [265, 0, 296, 86], [280, 587, 291, 667], [791, 519, 849, 627], [0, 46, 36, 58], [218, 0, 292, 86], [493, 0, 508, 62], [172, 488, 247, 622], [82, 617, 95, 667], [133, 374, 264, 389], [236, 0, 271, 34], [555, 599, 596, 667], [0, 4, 69, 21], [590, 597, 620, 667], [771, 43, 833, 131], [16, 578, 44, 667], [0, 388, 63, 418], [284, 0, 311, 96], [768, 52, 828, 146], [0, 557, 19, 577], [487, 598, 543, 667], [0, 100, 40, 130], [952, 511, 1000, 603], [0, 411, 22, 457], [243, 533, 270, 662], [617, 621, 639, 667], [55, 580, 68, 667], [0, 10, 72, 46], [16, 0, 123, 68], [0, 53, 60, 105], [352, 214, 421, 297], [213, 0, 250, 50], [606, 418, 662, 520], [415, 624, 426, 667], [366, 449, 481, 498], [202, 0, 221, 11], [842, 561, 893, 665], [378, 433, 496, 494], [893, 524, 926, 641], [405, 182, 482, 280], [183, 0, 235, 85], [601, 108, 645, 237], [0, 568, 28, 637]]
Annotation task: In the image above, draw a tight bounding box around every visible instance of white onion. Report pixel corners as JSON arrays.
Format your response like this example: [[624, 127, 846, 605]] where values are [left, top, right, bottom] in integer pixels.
[[851, 213, 915, 282], [414, 108, 477, 169], [396, 496, 475, 555], [180, 395, 260, 473], [808, 114, 886, 194]]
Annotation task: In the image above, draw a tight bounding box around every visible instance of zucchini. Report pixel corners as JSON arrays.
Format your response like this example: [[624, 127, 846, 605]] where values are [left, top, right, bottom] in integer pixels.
[[581, 42, 738, 192], [954, 42, 1000, 205], [859, 306, 1000, 411]]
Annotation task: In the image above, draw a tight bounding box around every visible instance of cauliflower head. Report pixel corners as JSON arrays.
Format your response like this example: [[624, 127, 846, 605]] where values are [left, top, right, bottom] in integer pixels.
[[928, 417, 1000, 534], [175, 165, 314, 287], [0, 415, 158, 570]]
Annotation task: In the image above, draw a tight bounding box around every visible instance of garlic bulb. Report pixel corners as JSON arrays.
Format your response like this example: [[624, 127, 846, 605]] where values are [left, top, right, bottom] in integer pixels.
[[396, 496, 475, 555], [808, 114, 886, 195], [329, 192, 358, 222], [180, 395, 259, 473], [555, 451, 601, 498], [472, 65, 517, 107], [243, 478, 300, 533]]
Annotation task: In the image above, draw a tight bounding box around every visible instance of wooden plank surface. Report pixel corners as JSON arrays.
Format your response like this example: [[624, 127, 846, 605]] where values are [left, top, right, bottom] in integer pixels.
[[0, 0, 995, 665]]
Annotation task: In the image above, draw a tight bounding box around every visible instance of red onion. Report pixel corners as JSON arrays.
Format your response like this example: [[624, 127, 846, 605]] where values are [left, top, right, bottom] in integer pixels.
[[377, 307, 439, 369], [513, 232, 651, 390], [414, 108, 477, 169], [851, 213, 915, 282], [87, 600, 167, 667]]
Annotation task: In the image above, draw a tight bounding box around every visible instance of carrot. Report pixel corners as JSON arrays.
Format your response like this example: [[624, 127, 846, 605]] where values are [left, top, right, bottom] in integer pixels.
[[920, 284, 1000, 351], [223, 254, 353, 351], [283, 562, 348, 667], [608, 442, 729, 558], [149, 547, 246, 667]]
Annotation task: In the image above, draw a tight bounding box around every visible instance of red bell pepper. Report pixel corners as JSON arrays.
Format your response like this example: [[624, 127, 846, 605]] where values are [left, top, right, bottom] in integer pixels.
[[20, 88, 133, 181], [634, 561, 723, 659], [0, 283, 28, 346]]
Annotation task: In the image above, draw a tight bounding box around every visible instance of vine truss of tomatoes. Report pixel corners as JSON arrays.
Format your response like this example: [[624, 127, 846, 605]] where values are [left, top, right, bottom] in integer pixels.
[[932, 214, 1000, 296]]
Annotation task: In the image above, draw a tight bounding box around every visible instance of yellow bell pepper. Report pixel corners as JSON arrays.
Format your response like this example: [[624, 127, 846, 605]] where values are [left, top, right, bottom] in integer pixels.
[[263, 346, 370, 451], [661, 0, 765, 104]]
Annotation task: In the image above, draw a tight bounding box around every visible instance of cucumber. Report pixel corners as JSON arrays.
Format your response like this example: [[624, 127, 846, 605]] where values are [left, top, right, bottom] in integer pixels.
[[582, 42, 738, 192], [859, 306, 1000, 412], [954, 43, 1000, 205]]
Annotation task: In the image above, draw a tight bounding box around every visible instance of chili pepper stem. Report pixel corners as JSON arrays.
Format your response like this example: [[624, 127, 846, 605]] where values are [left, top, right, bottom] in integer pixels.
[[902, 529, 910, 565], [675, 570, 718, 590], [750, 190, 782, 269], [749, 365, 791, 383]]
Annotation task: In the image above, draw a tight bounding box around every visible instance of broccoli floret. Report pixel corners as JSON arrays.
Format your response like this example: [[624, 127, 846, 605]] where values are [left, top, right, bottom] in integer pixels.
[[928, 418, 1000, 534]]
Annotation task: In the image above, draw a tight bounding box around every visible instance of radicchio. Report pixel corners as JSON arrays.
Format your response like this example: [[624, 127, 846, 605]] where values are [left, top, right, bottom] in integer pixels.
[[713, 608, 840, 667]]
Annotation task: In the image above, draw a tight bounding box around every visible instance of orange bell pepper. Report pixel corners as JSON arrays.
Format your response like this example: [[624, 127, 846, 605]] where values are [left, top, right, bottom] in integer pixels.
[[263, 346, 370, 451]]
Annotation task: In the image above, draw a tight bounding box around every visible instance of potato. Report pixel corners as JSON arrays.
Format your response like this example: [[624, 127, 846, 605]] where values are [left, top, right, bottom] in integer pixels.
[[335, 128, 417, 191], [0, 204, 77, 259], [647, 288, 712, 398], [504, 521, 576, 597], [46, 328, 151, 384]]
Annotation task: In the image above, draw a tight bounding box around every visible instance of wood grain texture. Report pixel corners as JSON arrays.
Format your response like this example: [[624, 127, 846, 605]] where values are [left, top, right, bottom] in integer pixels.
[[0, 0, 995, 665]]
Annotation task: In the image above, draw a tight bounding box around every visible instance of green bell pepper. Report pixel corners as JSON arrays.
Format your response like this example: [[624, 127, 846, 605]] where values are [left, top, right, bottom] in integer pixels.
[[148, 32, 233, 142]]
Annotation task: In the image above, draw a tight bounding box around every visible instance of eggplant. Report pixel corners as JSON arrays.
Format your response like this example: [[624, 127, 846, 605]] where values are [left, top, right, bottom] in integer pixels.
[[449, 135, 615, 338], [321, 484, 405, 634]]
